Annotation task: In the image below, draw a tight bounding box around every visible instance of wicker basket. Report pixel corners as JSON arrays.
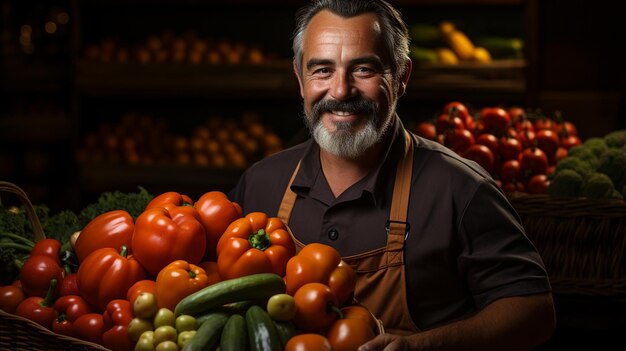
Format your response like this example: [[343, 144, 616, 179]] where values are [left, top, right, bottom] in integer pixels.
[[509, 194, 626, 296], [0, 181, 110, 351]]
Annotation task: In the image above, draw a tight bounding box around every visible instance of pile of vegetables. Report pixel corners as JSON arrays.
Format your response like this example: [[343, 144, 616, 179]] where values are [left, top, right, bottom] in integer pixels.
[[548, 129, 626, 200], [413, 101, 582, 196], [0, 188, 378, 351]]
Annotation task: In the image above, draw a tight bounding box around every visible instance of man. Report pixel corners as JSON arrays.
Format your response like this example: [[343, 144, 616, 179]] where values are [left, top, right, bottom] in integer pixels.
[[229, 0, 556, 349]]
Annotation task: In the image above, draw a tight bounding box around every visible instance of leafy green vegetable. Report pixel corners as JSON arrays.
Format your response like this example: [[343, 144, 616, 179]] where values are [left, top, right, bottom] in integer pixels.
[[78, 186, 153, 226]]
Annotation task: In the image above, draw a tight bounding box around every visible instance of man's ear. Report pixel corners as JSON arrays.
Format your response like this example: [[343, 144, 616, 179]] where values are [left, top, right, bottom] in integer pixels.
[[293, 59, 305, 98], [398, 59, 412, 97]]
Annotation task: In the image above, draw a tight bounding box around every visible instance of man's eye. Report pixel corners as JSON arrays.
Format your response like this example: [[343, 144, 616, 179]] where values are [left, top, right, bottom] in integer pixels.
[[313, 67, 330, 75]]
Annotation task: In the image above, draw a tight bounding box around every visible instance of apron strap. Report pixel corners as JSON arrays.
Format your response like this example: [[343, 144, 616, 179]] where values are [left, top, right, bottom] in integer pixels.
[[385, 130, 414, 254], [277, 160, 301, 224]]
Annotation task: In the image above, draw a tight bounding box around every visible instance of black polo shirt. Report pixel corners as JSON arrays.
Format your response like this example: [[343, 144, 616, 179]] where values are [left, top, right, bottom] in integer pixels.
[[229, 116, 551, 330]]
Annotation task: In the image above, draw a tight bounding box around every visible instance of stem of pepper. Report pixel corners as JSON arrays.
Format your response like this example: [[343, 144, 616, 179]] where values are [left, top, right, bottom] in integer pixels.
[[248, 229, 271, 251], [40, 278, 58, 307]]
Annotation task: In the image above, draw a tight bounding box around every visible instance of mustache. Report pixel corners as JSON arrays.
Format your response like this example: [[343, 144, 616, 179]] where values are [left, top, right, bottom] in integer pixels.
[[310, 97, 378, 122]]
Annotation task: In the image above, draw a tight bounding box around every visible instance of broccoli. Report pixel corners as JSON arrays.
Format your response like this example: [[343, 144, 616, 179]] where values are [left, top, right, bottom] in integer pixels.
[[566, 145, 600, 169], [582, 137, 609, 158], [548, 168, 584, 197], [604, 129, 626, 148], [596, 148, 626, 190], [35, 206, 81, 251], [580, 172, 616, 199], [78, 186, 153, 227], [552, 156, 594, 179]]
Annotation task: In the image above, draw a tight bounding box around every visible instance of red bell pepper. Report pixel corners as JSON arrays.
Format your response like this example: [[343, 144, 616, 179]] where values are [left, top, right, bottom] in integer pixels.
[[30, 238, 62, 265], [194, 191, 243, 260], [52, 294, 94, 337], [285, 243, 357, 306], [155, 260, 211, 311], [74, 210, 135, 263], [102, 299, 135, 351], [145, 191, 194, 211], [77, 245, 148, 311], [15, 278, 58, 329], [132, 206, 207, 276], [59, 265, 80, 297], [126, 279, 156, 305], [216, 212, 296, 280]]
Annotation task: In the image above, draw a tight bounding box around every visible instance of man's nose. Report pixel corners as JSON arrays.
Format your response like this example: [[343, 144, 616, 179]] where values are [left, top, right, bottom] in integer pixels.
[[329, 72, 355, 100]]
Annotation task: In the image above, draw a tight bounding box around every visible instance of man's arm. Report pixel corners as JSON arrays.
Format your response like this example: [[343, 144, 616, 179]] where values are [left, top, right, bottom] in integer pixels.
[[359, 293, 556, 351]]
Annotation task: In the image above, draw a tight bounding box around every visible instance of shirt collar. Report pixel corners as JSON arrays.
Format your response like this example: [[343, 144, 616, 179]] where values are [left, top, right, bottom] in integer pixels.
[[290, 115, 408, 207]]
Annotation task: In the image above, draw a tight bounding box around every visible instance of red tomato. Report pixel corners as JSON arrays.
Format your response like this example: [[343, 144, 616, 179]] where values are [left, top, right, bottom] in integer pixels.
[[443, 101, 471, 122], [527, 174, 550, 195], [499, 159, 522, 184], [560, 134, 582, 150], [508, 106, 526, 122], [499, 137, 523, 161], [444, 128, 475, 154], [435, 113, 465, 135], [414, 121, 437, 140], [341, 305, 379, 335], [475, 133, 499, 154], [0, 285, 25, 314], [285, 334, 333, 351], [293, 283, 341, 332], [535, 129, 560, 161], [534, 117, 555, 131], [480, 107, 511, 135], [463, 144, 495, 173], [327, 318, 376, 351], [518, 147, 549, 178], [555, 120, 578, 136], [554, 147, 569, 164], [502, 181, 526, 195]]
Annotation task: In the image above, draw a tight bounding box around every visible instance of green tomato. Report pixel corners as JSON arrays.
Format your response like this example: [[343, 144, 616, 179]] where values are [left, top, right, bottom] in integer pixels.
[[128, 317, 154, 342], [266, 293, 297, 321], [135, 331, 155, 351], [134, 292, 159, 319], [153, 325, 178, 345], [175, 315, 198, 333], [154, 308, 176, 328], [177, 330, 196, 349], [155, 341, 179, 351]]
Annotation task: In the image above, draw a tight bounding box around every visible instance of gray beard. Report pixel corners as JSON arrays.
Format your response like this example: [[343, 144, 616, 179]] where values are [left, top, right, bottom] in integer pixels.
[[311, 119, 380, 159]]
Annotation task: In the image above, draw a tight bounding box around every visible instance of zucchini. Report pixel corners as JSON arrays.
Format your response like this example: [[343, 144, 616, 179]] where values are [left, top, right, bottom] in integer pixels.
[[220, 314, 248, 351], [175, 273, 286, 316], [246, 305, 282, 351], [182, 312, 229, 351], [273, 320, 297, 348]]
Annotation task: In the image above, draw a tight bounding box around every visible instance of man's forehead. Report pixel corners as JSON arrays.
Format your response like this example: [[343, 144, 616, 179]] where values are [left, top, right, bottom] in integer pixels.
[[305, 10, 381, 44]]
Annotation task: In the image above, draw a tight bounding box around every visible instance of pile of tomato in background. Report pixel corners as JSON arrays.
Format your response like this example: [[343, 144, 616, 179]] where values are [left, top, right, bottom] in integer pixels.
[[411, 101, 626, 201], [0, 189, 378, 351]]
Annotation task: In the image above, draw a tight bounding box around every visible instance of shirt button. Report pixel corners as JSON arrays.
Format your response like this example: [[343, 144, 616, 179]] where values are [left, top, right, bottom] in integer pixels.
[[328, 228, 339, 241]]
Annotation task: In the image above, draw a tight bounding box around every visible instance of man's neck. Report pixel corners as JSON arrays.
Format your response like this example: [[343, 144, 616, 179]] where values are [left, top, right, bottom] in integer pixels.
[[319, 141, 385, 198]]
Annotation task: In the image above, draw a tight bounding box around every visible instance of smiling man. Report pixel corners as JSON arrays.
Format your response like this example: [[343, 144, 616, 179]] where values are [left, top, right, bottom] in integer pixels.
[[229, 1, 556, 350]]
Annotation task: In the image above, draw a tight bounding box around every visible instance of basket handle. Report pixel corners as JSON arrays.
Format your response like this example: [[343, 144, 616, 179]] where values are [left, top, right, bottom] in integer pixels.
[[0, 181, 46, 242]]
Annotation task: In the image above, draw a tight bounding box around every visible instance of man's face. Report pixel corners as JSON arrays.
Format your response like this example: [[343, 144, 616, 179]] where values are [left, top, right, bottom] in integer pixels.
[[295, 10, 404, 158]]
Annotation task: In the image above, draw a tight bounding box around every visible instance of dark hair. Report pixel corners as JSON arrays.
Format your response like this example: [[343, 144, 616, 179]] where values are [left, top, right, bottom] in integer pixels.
[[292, 0, 410, 81]]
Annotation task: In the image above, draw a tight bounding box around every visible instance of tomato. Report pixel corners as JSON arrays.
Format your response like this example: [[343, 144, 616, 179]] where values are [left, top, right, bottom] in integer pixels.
[[73, 313, 105, 344], [327, 318, 376, 351], [534, 117, 555, 131], [194, 191, 243, 261], [267, 293, 297, 321], [443, 101, 471, 123], [29, 238, 62, 265], [175, 315, 198, 333], [414, 121, 437, 140], [444, 128, 475, 154], [0, 285, 25, 314], [508, 106, 527, 122], [133, 292, 159, 319], [341, 305, 379, 335], [502, 181, 526, 195], [285, 333, 333, 351], [527, 174, 550, 195], [499, 159, 522, 184], [480, 107, 510, 135], [154, 325, 178, 345], [555, 120, 578, 136], [535, 129, 560, 162], [20, 255, 63, 298], [518, 147, 549, 179], [127, 318, 153, 342], [178, 330, 196, 349], [293, 283, 341, 331], [560, 134, 582, 150], [475, 133, 499, 154], [155, 260, 210, 311], [463, 144, 495, 173], [126, 279, 156, 305], [554, 147, 569, 164], [435, 113, 465, 135], [154, 308, 176, 328], [499, 137, 523, 161]]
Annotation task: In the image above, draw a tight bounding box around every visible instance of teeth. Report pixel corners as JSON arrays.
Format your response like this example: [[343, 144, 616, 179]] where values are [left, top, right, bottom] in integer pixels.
[[332, 110, 352, 116]]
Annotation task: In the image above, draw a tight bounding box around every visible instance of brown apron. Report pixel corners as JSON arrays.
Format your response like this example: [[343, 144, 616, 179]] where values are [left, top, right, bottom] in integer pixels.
[[277, 130, 420, 335]]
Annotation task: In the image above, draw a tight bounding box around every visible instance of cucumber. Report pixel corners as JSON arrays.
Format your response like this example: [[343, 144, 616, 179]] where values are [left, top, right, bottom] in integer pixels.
[[175, 273, 286, 316], [273, 320, 297, 348], [214, 299, 262, 315], [220, 314, 248, 351], [246, 305, 282, 351], [182, 312, 229, 351]]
